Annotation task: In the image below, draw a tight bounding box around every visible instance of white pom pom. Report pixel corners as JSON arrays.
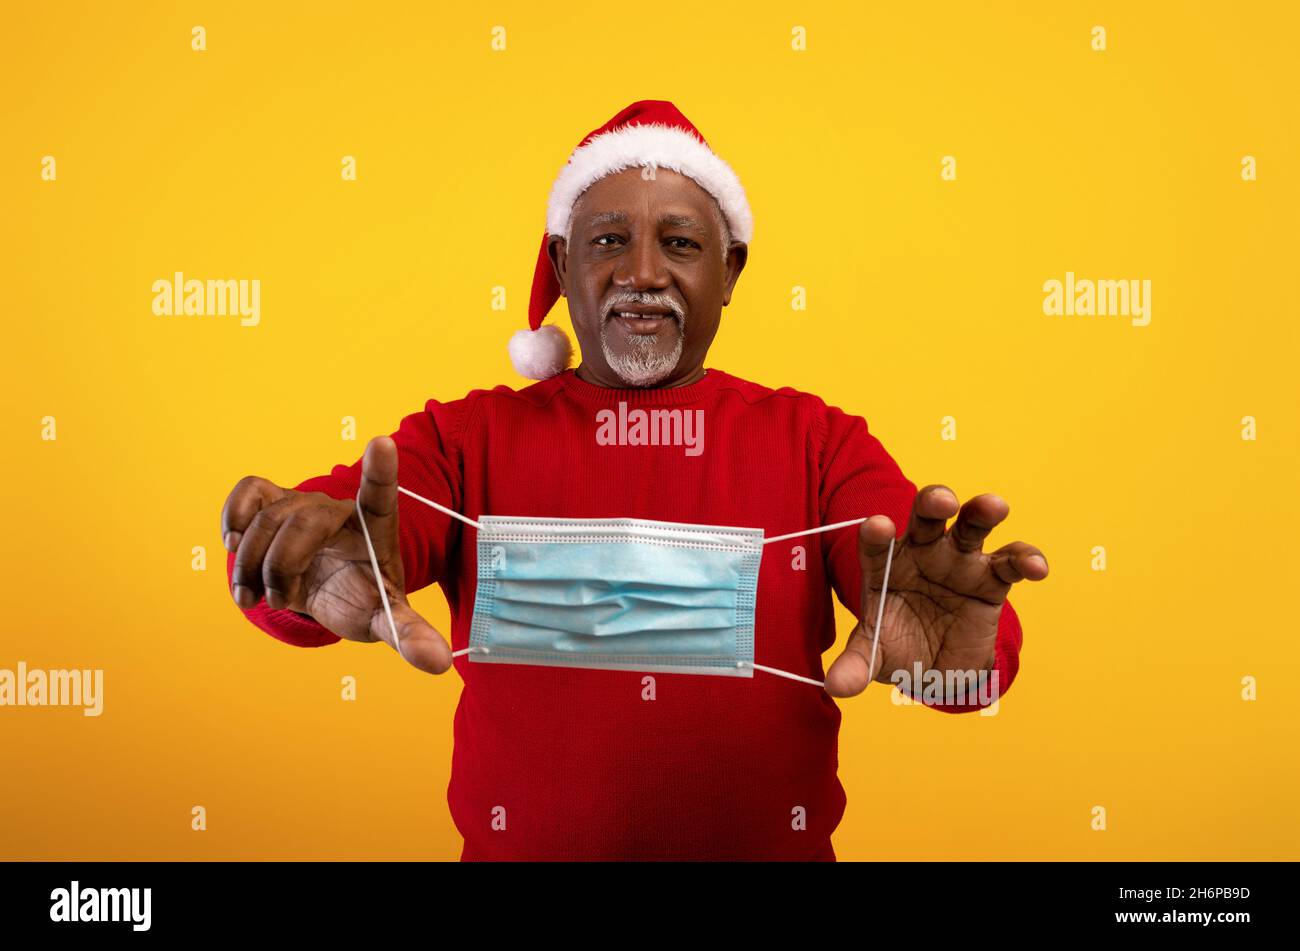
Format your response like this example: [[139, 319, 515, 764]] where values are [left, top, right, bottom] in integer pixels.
[[508, 325, 572, 380]]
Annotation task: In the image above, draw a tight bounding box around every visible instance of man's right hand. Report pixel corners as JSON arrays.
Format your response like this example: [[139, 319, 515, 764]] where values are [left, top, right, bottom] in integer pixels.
[[220, 435, 453, 674]]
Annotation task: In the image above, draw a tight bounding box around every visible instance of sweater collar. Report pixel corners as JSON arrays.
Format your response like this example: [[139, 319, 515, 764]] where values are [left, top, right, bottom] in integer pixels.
[[556, 367, 725, 406]]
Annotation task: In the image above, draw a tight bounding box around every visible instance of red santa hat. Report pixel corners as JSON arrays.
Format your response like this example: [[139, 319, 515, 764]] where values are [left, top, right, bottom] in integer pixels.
[[510, 100, 754, 380]]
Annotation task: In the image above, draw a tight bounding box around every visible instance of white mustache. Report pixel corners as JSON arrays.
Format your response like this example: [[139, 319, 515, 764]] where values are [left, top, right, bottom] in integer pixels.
[[601, 292, 685, 323]]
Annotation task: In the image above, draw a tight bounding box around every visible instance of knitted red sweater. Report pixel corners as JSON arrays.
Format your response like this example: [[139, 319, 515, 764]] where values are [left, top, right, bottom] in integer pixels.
[[226, 368, 1022, 860]]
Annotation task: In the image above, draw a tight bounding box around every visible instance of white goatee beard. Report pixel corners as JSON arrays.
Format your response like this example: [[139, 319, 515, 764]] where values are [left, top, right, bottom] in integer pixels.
[[600, 319, 685, 387]]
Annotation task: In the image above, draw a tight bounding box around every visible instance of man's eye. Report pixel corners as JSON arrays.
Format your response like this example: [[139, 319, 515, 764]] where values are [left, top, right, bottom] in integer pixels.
[[593, 234, 622, 247], [666, 237, 699, 250]]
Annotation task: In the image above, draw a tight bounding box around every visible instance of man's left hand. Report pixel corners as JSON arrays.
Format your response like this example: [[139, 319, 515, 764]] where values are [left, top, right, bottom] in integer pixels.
[[823, 485, 1048, 698]]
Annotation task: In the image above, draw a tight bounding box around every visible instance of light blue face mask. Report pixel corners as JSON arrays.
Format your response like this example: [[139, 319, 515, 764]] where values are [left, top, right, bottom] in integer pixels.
[[469, 515, 763, 678], [355, 486, 896, 689]]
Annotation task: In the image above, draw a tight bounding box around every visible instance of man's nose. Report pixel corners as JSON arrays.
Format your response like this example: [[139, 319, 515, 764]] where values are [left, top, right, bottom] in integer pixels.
[[613, 238, 671, 291]]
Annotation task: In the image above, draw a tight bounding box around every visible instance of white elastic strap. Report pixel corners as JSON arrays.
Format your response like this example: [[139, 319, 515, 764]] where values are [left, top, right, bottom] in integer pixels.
[[355, 494, 404, 662], [397, 485, 483, 530], [397, 487, 857, 545], [740, 662, 826, 687], [742, 535, 896, 690], [866, 535, 896, 683], [357, 491, 491, 662], [359, 483, 489, 661], [763, 517, 868, 545], [365, 486, 897, 688]]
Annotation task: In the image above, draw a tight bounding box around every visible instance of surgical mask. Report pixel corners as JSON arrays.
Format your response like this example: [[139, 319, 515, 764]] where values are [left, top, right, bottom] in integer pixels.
[[355, 485, 895, 689]]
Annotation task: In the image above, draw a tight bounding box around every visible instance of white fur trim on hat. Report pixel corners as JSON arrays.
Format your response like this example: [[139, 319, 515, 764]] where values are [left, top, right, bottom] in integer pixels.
[[546, 123, 753, 244], [508, 324, 572, 380]]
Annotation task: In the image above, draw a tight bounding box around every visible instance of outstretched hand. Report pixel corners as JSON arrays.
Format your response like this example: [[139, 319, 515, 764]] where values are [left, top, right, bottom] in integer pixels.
[[221, 436, 453, 674], [823, 485, 1047, 698]]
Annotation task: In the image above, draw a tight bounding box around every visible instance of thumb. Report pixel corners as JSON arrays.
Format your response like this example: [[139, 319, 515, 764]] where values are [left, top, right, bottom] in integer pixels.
[[824, 625, 882, 698], [358, 435, 401, 569], [824, 516, 898, 698], [373, 599, 455, 675]]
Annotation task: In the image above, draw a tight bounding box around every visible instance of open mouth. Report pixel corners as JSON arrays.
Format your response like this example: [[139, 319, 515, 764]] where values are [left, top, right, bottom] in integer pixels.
[[605, 303, 681, 337], [611, 312, 673, 335]]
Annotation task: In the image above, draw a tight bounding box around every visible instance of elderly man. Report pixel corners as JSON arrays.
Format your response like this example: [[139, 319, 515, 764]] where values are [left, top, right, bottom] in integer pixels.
[[221, 100, 1048, 861]]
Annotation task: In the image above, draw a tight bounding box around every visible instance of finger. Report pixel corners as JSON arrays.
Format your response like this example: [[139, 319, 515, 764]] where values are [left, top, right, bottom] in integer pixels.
[[988, 542, 1050, 585], [824, 625, 882, 698], [372, 600, 454, 675], [220, 476, 285, 553], [357, 436, 401, 568], [230, 496, 301, 610], [948, 493, 1009, 553], [856, 514, 897, 580], [261, 499, 351, 611], [906, 484, 959, 546]]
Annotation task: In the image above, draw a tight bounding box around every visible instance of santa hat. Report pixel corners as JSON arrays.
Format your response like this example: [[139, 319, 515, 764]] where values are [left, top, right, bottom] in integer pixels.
[[510, 100, 754, 380]]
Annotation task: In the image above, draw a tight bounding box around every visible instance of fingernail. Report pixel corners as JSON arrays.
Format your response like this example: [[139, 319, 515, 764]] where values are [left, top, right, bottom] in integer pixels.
[[232, 584, 254, 609], [224, 531, 241, 552], [1028, 555, 1048, 574]]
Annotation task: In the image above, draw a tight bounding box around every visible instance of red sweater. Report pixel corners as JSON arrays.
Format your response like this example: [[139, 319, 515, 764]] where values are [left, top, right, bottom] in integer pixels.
[[226, 368, 1021, 860]]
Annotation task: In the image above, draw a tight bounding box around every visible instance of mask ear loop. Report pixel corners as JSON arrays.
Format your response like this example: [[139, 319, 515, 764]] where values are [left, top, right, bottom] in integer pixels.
[[354, 493, 405, 662], [355, 485, 488, 662], [747, 519, 896, 690], [359, 487, 895, 682], [865, 534, 896, 685]]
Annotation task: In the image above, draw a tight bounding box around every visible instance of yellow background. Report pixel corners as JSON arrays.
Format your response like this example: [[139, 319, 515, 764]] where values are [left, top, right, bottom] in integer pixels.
[[2, 1, 1296, 860]]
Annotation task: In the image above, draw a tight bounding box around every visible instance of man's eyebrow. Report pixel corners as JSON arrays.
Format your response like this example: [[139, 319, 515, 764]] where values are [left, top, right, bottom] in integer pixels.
[[659, 214, 708, 235], [585, 211, 629, 229], [582, 211, 709, 235]]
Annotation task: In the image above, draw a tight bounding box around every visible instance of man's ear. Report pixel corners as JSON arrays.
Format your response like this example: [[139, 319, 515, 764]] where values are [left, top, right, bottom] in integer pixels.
[[721, 242, 748, 307], [546, 235, 568, 297]]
